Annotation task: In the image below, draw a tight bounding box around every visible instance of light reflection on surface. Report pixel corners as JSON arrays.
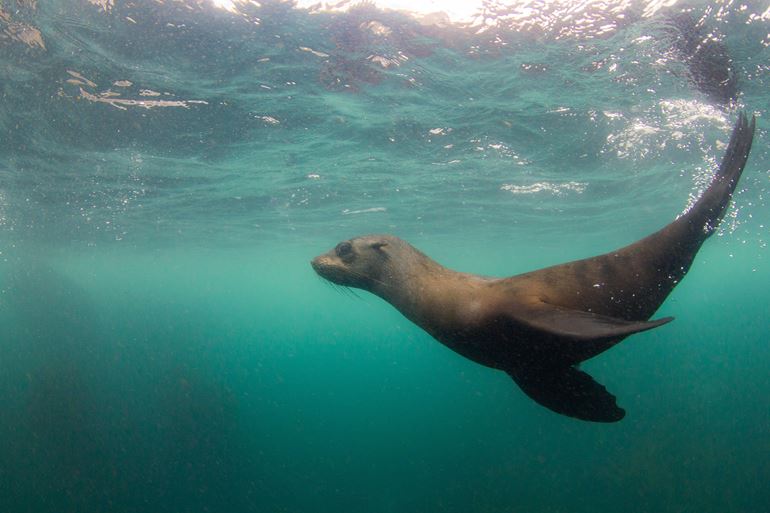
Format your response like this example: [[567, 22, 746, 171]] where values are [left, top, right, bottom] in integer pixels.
[[2, 0, 766, 53], [500, 181, 588, 195], [215, 0, 687, 38], [79, 88, 209, 110], [62, 70, 209, 110], [297, 0, 480, 25]]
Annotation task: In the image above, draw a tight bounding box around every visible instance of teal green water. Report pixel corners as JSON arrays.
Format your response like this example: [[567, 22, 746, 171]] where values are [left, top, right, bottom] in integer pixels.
[[1, 1, 769, 512]]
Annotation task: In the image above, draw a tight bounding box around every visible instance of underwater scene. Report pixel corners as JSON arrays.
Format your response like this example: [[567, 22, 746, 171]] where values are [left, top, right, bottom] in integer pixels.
[[1, 0, 769, 512]]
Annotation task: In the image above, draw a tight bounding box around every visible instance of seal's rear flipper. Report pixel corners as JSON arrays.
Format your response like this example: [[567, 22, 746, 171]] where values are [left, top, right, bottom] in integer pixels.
[[688, 111, 755, 235], [508, 366, 625, 422]]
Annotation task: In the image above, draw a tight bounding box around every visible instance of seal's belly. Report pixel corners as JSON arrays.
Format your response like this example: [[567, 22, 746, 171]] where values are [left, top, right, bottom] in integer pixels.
[[431, 319, 528, 371]]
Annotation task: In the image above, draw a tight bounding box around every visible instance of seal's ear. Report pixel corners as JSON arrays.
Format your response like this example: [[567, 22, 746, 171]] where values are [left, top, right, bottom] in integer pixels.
[[371, 241, 388, 251]]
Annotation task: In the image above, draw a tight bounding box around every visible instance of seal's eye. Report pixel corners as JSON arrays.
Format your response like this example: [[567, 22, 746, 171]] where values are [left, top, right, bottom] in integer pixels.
[[335, 241, 353, 258]]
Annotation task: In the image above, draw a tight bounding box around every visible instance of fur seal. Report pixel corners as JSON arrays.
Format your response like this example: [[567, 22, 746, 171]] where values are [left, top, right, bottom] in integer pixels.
[[311, 113, 755, 422]]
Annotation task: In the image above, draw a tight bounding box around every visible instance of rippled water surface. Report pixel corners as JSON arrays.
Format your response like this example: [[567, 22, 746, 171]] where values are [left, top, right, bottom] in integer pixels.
[[1, 1, 769, 512]]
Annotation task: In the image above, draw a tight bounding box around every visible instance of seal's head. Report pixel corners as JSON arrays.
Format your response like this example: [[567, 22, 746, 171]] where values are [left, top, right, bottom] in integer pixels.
[[311, 234, 398, 291]]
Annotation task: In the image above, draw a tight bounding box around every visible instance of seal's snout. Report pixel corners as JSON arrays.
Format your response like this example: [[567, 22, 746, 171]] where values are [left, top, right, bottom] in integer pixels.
[[311, 249, 362, 288], [312, 236, 391, 290], [311, 252, 339, 282], [310, 254, 328, 275]]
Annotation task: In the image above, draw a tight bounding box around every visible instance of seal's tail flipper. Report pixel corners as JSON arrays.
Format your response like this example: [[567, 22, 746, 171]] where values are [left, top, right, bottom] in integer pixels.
[[508, 366, 625, 423], [689, 111, 755, 236]]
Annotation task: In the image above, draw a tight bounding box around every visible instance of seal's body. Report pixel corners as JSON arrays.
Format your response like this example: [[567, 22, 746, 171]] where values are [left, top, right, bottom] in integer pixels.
[[312, 113, 755, 422]]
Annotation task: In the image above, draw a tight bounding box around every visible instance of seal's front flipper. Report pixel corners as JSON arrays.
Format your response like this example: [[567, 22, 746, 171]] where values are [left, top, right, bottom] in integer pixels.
[[522, 304, 673, 341], [508, 366, 625, 422]]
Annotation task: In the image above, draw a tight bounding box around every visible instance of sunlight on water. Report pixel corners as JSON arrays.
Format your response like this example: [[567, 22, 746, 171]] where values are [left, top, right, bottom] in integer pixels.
[[211, 0, 686, 35]]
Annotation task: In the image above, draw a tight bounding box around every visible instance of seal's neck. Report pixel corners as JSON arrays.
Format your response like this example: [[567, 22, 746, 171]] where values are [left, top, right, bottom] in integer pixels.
[[370, 245, 466, 332]]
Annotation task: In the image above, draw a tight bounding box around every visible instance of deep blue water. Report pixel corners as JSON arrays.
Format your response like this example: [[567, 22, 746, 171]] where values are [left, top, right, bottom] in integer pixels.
[[1, 1, 769, 512]]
